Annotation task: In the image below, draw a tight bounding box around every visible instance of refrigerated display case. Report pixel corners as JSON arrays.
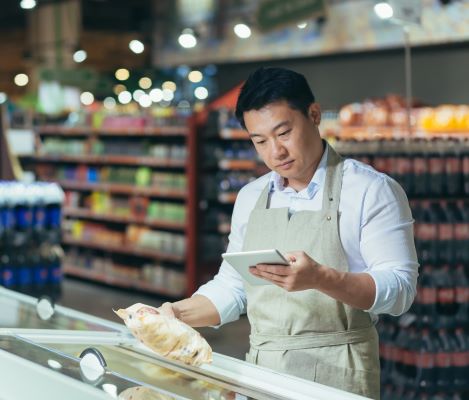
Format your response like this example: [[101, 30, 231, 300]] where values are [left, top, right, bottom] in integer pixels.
[[0, 287, 370, 400]]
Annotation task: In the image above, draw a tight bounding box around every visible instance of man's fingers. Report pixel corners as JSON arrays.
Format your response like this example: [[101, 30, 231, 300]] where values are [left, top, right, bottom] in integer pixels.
[[159, 302, 176, 317], [250, 267, 286, 283], [255, 264, 291, 275]]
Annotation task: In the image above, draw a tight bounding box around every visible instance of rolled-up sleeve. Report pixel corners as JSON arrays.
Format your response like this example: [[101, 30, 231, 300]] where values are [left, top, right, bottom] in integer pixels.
[[360, 177, 419, 316]]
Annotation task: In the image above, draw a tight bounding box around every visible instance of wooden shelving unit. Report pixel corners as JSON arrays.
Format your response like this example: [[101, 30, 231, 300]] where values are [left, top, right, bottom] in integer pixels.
[[37, 125, 188, 137], [57, 180, 187, 198], [62, 236, 185, 263], [63, 208, 186, 231], [63, 264, 181, 297], [31, 120, 200, 297], [34, 154, 186, 168]]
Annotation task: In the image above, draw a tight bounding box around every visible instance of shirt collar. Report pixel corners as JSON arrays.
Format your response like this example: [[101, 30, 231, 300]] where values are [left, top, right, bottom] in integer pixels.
[[269, 142, 329, 199]]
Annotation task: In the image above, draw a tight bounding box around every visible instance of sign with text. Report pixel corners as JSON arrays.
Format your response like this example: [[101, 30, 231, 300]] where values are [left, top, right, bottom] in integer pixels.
[[257, 0, 326, 32]]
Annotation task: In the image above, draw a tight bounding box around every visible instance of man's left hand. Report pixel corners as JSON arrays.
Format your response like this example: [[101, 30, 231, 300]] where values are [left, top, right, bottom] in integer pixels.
[[249, 251, 324, 291]]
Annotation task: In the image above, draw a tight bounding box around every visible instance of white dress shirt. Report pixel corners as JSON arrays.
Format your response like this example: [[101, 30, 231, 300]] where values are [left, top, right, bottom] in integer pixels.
[[195, 144, 419, 326]]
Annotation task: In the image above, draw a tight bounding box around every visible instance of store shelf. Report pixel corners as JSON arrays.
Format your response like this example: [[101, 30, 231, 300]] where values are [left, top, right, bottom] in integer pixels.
[[218, 159, 257, 170], [37, 126, 188, 137], [63, 264, 183, 297], [332, 126, 469, 141], [63, 207, 186, 231], [217, 192, 238, 204], [62, 236, 185, 263], [57, 180, 187, 198], [34, 154, 187, 168], [219, 128, 249, 140]]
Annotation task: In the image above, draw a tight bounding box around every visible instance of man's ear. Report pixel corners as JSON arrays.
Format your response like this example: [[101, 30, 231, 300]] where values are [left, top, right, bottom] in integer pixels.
[[308, 103, 321, 126]]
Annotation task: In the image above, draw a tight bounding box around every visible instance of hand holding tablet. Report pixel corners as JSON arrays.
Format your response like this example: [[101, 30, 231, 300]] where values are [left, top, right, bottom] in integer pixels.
[[221, 249, 290, 285]]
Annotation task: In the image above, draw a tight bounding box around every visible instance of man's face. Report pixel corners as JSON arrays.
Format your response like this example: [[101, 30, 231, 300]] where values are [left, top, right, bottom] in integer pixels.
[[243, 100, 323, 189]]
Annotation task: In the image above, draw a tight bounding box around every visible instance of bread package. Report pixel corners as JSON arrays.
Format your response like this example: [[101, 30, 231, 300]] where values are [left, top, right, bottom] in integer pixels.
[[114, 303, 212, 366]]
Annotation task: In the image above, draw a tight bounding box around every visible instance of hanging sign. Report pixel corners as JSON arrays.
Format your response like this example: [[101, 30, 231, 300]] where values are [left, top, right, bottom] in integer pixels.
[[257, 0, 326, 32]]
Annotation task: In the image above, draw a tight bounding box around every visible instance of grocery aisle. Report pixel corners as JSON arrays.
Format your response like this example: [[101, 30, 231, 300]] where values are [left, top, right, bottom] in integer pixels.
[[59, 277, 250, 360]]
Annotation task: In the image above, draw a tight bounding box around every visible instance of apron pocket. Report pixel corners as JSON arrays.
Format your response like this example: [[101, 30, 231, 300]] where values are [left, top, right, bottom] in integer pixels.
[[315, 362, 380, 400]]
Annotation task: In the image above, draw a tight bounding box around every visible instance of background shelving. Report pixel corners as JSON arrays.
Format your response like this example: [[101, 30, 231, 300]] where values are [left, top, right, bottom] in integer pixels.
[[29, 111, 199, 297]]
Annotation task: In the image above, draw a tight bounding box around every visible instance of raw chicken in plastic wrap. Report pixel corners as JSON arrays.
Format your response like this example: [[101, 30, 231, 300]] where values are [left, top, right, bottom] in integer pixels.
[[114, 303, 212, 366]]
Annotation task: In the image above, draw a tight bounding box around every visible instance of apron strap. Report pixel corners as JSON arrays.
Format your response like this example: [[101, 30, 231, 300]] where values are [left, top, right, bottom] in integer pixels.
[[250, 325, 376, 351]]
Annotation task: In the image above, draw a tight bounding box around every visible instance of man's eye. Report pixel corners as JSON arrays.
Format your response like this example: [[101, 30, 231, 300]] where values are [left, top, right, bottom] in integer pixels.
[[279, 129, 291, 136], [255, 141, 266, 145]]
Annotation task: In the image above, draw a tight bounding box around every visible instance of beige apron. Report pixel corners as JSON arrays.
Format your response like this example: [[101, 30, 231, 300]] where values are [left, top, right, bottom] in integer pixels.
[[242, 146, 380, 399]]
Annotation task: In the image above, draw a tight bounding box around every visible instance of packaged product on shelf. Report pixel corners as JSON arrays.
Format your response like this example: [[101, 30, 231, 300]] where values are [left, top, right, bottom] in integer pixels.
[[135, 167, 152, 187], [129, 197, 149, 219]]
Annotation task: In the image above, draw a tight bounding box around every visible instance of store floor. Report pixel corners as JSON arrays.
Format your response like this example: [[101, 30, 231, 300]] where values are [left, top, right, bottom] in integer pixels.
[[59, 277, 250, 360]]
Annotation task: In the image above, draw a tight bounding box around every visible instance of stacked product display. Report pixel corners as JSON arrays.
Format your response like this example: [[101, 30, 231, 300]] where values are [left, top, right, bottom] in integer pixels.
[[329, 96, 469, 399], [28, 107, 197, 297], [0, 182, 64, 299]]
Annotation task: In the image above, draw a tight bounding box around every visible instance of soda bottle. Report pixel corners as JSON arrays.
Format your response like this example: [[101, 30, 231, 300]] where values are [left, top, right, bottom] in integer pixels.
[[428, 141, 445, 196], [0, 183, 16, 247], [16, 252, 33, 294], [452, 327, 468, 391], [43, 183, 64, 244], [417, 201, 438, 265], [445, 143, 462, 195], [436, 328, 456, 390], [0, 253, 15, 289], [435, 264, 457, 329], [395, 153, 413, 196], [434, 201, 454, 266], [413, 141, 428, 197], [454, 264, 469, 329], [416, 328, 437, 392], [452, 201, 469, 266], [415, 265, 438, 328], [12, 183, 34, 248], [462, 151, 469, 195]]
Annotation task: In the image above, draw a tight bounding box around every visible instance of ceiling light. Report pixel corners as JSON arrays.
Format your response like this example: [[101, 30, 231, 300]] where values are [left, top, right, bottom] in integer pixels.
[[129, 39, 145, 54], [103, 97, 116, 110], [194, 86, 208, 100], [234, 23, 252, 39], [115, 68, 130, 81], [374, 2, 394, 19], [139, 77, 152, 89], [73, 49, 87, 63], [138, 94, 152, 108], [113, 84, 126, 95], [118, 91, 132, 104], [162, 81, 177, 92], [297, 22, 308, 29], [14, 73, 29, 86], [132, 89, 145, 102], [20, 0, 36, 10], [80, 92, 94, 106], [188, 70, 203, 83], [178, 29, 197, 49], [0, 92, 7, 104], [162, 89, 174, 102], [149, 88, 163, 102]]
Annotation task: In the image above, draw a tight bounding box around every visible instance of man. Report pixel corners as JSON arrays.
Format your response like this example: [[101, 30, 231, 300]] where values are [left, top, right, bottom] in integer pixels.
[[160, 67, 419, 399]]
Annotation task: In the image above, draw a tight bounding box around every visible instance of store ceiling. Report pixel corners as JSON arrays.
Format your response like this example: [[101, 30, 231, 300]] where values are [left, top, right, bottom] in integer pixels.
[[0, 0, 154, 32]]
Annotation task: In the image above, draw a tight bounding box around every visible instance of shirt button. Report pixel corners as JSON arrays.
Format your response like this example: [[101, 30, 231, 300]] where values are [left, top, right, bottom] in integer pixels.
[[327, 216, 331, 221]]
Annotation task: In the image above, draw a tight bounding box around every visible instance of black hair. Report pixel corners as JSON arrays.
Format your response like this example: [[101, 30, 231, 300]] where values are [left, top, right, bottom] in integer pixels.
[[235, 67, 316, 129]]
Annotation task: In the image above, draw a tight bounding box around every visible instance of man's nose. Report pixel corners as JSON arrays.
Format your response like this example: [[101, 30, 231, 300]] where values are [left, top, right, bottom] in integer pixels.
[[271, 140, 287, 158]]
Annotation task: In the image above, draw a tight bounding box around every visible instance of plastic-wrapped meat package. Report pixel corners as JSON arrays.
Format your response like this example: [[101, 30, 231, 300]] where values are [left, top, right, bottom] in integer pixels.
[[114, 303, 212, 366]]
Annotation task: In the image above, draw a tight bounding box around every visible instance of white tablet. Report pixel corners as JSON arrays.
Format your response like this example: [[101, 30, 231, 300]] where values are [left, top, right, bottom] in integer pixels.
[[221, 249, 289, 286]]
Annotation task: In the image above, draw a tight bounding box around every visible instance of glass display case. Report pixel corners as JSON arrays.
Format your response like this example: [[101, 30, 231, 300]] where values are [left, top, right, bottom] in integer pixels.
[[0, 287, 369, 400]]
